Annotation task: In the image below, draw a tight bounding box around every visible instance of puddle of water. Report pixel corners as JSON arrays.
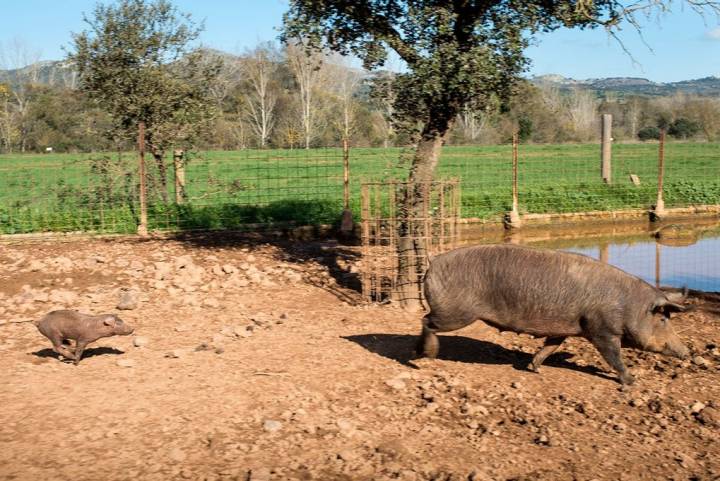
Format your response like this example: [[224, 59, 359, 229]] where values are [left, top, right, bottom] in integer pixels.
[[458, 221, 720, 292], [563, 237, 720, 292]]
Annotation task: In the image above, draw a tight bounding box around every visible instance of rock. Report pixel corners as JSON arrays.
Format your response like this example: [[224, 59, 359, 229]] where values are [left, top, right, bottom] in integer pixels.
[[263, 420, 283, 433], [168, 447, 186, 463], [248, 468, 271, 481], [165, 349, 186, 359], [48, 290, 78, 305], [696, 406, 720, 428], [129, 260, 144, 271], [116, 359, 136, 368], [336, 419, 355, 436], [175, 255, 194, 269], [133, 336, 150, 348], [692, 356, 709, 367], [535, 435, 549, 445], [117, 289, 139, 310], [337, 449, 359, 462], [234, 326, 253, 338], [28, 260, 44, 271], [385, 378, 407, 391], [222, 264, 237, 275], [202, 298, 220, 309], [630, 398, 645, 408], [154, 262, 172, 280], [690, 401, 706, 414]]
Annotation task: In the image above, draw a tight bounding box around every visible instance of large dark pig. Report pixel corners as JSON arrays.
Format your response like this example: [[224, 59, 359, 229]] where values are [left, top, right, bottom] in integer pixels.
[[36, 310, 134, 364], [417, 244, 688, 384]]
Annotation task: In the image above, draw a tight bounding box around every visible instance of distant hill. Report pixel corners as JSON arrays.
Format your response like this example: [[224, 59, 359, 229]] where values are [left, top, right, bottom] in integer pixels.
[[0, 60, 78, 89], [2, 56, 719, 97], [532, 74, 720, 97]]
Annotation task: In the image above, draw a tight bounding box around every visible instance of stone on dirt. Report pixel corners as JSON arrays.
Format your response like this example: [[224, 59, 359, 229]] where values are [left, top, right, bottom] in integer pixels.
[[117, 289, 139, 310], [263, 420, 283, 433], [116, 359, 136, 368], [133, 336, 149, 348]]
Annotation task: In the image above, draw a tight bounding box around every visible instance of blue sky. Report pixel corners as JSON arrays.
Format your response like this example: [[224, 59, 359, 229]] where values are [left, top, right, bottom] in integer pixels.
[[2, 0, 719, 82]]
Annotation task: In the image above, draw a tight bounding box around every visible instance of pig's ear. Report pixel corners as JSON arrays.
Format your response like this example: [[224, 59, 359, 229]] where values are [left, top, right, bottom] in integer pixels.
[[652, 298, 686, 315], [102, 315, 116, 326]]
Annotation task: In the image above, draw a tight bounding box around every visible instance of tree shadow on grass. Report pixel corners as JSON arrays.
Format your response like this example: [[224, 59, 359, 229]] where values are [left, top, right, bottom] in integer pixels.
[[343, 333, 616, 381], [32, 347, 125, 362]]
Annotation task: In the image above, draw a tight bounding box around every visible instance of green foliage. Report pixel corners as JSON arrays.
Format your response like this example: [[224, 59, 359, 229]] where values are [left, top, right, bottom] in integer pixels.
[[518, 115, 533, 143], [68, 0, 220, 153], [1, 143, 719, 234], [638, 126, 661, 141], [668, 117, 701, 139]]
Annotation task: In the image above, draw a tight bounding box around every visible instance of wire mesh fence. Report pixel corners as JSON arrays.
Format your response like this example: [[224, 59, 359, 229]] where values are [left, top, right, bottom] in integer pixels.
[[0, 138, 718, 235], [360, 180, 460, 303]]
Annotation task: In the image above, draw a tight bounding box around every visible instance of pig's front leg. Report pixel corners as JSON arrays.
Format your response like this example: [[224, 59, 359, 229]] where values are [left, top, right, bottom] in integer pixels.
[[73, 340, 89, 365], [590, 334, 634, 385]]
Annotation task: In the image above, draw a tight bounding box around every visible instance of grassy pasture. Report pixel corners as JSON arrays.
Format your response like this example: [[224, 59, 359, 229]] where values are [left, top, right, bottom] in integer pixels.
[[0, 142, 718, 234]]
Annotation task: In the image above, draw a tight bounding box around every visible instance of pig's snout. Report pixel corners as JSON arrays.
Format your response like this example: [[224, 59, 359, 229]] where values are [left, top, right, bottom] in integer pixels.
[[117, 324, 134, 336], [663, 341, 689, 360]]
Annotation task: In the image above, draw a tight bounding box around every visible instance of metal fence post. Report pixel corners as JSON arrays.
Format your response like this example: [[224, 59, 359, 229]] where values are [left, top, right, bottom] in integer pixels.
[[137, 121, 148, 236]]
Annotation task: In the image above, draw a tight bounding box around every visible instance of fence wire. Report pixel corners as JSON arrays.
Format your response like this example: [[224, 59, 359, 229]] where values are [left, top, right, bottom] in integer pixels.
[[0, 140, 718, 235]]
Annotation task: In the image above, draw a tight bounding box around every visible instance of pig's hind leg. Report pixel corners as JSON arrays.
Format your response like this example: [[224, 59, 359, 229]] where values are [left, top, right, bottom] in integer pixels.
[[589, 334, 635, 385], [49, 336, 77, 362], [528, 336, 566, 373]]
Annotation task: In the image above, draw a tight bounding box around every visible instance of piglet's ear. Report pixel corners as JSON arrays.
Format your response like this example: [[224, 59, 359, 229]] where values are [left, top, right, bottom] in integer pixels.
[[103, 316, 116, 326]]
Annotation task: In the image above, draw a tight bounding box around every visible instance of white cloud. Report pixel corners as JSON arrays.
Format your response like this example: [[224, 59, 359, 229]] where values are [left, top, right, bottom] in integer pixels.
[[706, 27, 720, 40]]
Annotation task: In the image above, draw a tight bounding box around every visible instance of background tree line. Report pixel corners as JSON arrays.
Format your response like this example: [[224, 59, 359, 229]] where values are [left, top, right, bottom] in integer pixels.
[[1, 40, 719, 155]]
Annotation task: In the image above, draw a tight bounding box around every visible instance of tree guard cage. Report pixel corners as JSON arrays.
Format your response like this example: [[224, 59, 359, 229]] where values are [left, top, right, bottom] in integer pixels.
[[360, 180, 461, 304]]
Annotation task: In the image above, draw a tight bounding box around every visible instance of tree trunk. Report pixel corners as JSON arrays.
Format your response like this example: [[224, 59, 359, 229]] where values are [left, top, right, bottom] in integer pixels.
[[396, 109, 455, 310]]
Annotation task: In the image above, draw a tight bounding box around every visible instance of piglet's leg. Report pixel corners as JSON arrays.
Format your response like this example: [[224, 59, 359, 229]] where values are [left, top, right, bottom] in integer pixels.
[[590, 334, 635, 385], [528, 336, 566, 373], [73, 340, 89, 365], [51, 339, 77, 362]]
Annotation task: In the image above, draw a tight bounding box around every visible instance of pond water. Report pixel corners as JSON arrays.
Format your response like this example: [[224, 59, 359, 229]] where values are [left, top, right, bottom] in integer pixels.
[[562, 235, 720, 292], [460, 220, 720, 292]]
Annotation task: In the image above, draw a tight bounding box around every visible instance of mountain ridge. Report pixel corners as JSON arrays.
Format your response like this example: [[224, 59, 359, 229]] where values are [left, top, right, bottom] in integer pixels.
[[2, 56, 719, 96]]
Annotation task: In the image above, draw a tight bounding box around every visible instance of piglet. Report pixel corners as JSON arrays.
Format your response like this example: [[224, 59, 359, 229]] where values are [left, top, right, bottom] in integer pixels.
[[36, 310, 134, 364]]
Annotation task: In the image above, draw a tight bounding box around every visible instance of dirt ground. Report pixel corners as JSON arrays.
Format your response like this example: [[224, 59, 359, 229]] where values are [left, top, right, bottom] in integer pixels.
[[0, 233, 718, 481]]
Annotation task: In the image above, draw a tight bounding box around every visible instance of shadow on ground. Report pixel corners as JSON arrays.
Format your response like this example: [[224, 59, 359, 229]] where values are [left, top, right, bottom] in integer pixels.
[[344, 333, 616, 382], [31, 347, 125, 362], [164, 228, 363, 305]]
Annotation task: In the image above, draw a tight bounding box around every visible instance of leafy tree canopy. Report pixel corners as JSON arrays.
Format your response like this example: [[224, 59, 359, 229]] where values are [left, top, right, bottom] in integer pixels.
[[283, 0, 719, 139], [69, 0, 221, 153]]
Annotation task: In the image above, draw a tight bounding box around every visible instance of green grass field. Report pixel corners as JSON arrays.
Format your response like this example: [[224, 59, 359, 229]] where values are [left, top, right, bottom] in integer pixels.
[[0, 142, 718, 234]]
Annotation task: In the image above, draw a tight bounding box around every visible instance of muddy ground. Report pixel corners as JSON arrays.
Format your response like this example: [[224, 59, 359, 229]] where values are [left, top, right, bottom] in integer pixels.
[[0, 234, 718, 481]]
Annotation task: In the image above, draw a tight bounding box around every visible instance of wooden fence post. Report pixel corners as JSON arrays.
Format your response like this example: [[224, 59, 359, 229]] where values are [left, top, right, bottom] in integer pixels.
[[653, 130, 666, 220], [506, 132, 521, 228], [601, 114, 612, 184], [340, 139, 354, 235], [173, 149, 186, 204], [137, 122, 148, 236]]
